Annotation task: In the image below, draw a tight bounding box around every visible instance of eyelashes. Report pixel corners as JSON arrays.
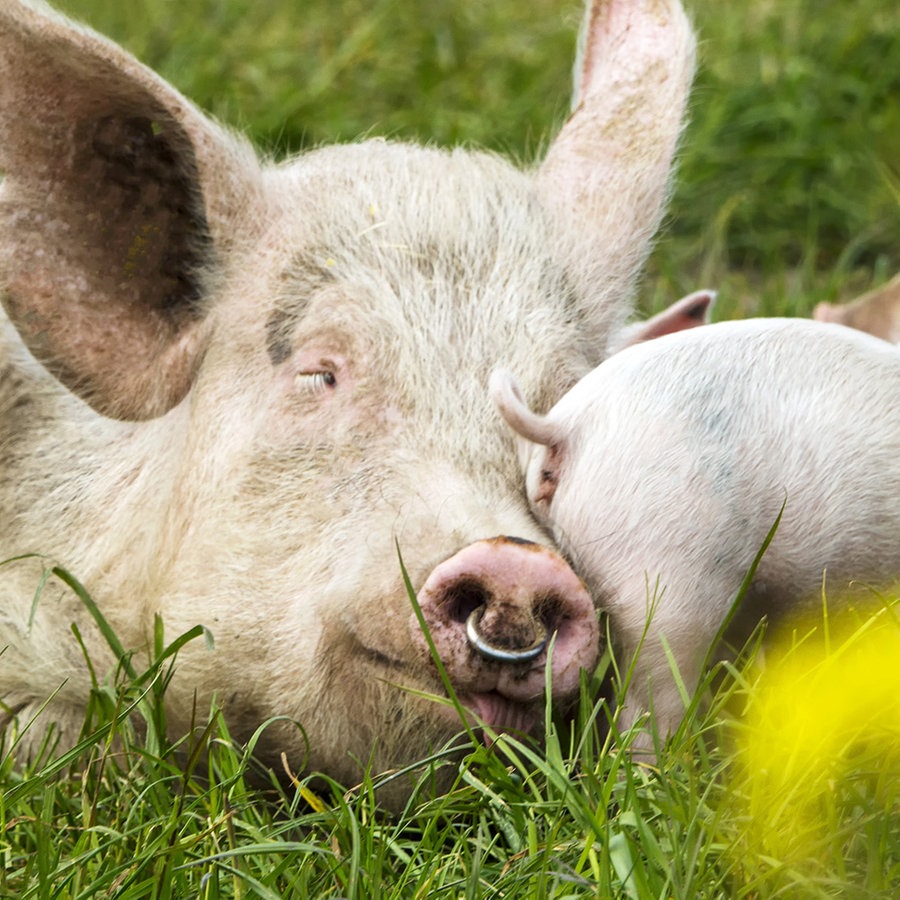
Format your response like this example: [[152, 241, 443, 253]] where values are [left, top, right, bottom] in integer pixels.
[[288, 347, 347, 401], [295, 368, 337, 394]]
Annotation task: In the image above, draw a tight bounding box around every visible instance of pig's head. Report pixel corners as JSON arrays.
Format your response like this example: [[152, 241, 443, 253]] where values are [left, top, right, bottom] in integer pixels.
[[0, 0, 695, 799]]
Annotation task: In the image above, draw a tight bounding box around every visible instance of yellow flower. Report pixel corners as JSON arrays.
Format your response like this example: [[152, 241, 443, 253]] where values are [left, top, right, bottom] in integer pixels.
[[731, 598, 900, 875]]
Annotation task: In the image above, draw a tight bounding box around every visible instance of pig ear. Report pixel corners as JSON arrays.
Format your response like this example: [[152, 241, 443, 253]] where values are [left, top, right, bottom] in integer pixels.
[[0, 1, 259, 419], [539, 0, 696, 347], [811, 302, 839, 324], [609, 289, 716, 352]]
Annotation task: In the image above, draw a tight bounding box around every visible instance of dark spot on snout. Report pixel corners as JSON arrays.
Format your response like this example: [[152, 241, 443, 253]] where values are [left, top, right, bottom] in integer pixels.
[[478, 600, 544, 652], [501, 535, 537, 547]]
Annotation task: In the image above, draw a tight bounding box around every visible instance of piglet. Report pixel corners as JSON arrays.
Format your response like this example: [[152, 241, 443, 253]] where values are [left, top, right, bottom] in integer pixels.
[[492, 318, 900, 743]]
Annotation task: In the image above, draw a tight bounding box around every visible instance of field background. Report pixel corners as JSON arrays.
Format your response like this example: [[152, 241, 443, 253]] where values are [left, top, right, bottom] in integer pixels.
[[55, 0, 900, 318], [5, 0, 900, 896]]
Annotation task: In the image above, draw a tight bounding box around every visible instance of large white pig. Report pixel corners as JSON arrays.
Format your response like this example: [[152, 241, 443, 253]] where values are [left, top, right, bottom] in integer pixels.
[[0, 0, 695, 801], [492, 318, 900, 743]]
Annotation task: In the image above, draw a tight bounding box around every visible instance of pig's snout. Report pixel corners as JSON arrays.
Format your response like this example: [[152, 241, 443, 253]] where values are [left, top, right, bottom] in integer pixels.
[[412, 537, 599, 716]]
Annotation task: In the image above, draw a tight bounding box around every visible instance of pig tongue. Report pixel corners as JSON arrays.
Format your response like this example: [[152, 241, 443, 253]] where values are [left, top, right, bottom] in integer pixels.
[[462, 691, 538, 738]]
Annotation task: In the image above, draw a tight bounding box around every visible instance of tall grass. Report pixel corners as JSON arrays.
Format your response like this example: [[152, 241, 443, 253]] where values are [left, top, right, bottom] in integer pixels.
[[5, 0, 900, 895]]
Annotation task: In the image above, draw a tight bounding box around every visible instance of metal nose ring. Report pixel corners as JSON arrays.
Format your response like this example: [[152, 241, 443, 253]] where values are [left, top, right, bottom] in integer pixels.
[[465, 606, 548, 662]]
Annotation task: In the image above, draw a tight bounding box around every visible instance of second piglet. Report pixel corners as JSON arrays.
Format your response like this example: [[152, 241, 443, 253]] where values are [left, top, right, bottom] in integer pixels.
[[491, 318, 900, 744]]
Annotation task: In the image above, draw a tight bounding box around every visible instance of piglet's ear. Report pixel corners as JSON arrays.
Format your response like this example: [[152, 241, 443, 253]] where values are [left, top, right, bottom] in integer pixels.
[[609, 289, 716, 352], [0, 0, 260, 419]]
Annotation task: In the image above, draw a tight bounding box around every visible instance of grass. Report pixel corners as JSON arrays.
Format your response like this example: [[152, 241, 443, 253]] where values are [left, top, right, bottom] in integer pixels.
[[3, 569, 899, 897], [4, 0, 900, 895]]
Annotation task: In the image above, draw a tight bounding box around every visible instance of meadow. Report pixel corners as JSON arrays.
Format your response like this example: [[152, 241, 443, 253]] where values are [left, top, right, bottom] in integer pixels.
[[2, 0, 899, 895]]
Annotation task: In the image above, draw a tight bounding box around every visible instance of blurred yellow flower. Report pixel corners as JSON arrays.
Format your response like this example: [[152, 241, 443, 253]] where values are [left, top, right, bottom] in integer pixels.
[[731, 597, 900, 877]]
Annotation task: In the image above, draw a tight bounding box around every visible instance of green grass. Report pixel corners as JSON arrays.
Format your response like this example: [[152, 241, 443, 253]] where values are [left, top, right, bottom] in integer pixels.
[[5, 0, 900, 895], [3, 570, 899, 897]]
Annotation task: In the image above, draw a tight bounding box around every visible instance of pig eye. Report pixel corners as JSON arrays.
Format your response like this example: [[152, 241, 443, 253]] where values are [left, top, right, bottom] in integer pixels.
[[296, 370, 337, 394]]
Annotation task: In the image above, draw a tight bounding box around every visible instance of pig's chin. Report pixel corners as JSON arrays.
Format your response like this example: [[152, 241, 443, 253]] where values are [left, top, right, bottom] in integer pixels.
[[459, 691, 540, 739]]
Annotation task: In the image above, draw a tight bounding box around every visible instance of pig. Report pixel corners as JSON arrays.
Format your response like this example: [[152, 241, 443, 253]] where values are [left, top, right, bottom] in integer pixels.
[[0, 0, 696, 802], [813, 274, 900, 345], [492, 318, 900, 745]]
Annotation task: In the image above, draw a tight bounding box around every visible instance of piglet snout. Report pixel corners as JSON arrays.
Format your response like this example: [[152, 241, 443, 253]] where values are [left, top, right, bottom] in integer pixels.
[[412, 537, 599, 711]]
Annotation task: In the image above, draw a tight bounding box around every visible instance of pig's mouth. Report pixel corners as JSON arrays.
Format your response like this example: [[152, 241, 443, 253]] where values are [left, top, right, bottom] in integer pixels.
[[352, 638, 538, 737], [459, 691, 540, 739]]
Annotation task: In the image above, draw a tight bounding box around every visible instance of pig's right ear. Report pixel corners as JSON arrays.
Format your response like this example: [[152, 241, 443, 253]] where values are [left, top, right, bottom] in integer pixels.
[[0, 1, 260, 420]]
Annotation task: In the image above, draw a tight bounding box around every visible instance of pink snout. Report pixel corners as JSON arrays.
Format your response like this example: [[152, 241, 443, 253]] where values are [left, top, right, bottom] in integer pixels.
[[411, 536, 599, 732]]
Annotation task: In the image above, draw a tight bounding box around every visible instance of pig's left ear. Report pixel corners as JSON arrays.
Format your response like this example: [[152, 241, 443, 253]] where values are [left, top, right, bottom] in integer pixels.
[[609, 289, 716, 352], [0, 1, 261, 420], [538, 0, 696, 351]]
